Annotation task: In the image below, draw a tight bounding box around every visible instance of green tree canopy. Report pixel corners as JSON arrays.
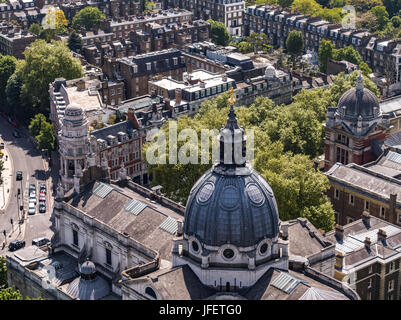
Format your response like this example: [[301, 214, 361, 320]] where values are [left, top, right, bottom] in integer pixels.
[[318, 39, 334, 73], [291, 0, 322, 15], [278, 0, 294, 7], [0, 54, 16, 105], [144, 91, 335, 231], [36, 121, 56, 151], [349, 0, 384, 12], [28, 23, 41, 36], [0, 257, 7, 289], [72, 7, 105, 31], [20, 40, 83, 115], [369, 5, 390, 30], [286, 30, 304, 68], [68, 30, 83, 53], [29, 113, 47, 137], [207, 19, 231, 46]]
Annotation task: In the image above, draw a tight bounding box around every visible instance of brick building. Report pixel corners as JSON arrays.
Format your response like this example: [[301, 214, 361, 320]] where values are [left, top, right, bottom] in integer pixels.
[[244, 5, 401, 93], [167, 0, 245, 36], [102, 49, 187, 100], [324, 213, 401, 300], [324, 73, 390, 171], [0, 24, 36, 58]]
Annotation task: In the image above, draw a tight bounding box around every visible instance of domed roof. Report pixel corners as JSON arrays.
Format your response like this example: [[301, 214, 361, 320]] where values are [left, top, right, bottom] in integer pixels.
[[80, 260, 96, 276], [64, 103, 83, 117], [265, 64, 276, 79], [337, 73, 380, 121], [184, 166, 280, 247], [183, 90, 280, 248]]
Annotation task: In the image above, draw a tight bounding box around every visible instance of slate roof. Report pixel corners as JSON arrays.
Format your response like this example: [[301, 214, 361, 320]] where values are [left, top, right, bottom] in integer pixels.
[[325, 163, 401, 207], [325, 216, 401, 268], [65, 181, 184, 261], [287, 218, 331, 258], [90, 120, 135, 141]]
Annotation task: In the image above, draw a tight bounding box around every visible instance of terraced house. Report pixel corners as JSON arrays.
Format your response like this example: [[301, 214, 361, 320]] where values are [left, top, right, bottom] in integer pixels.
[[244, 4, 401, 93], [325, 214, 401, 300]]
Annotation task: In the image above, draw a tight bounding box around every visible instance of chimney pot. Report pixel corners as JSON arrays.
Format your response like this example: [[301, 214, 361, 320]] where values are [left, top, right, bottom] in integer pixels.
[[335, 224, 344, 241], [378, 229, 387, 243], [362, 211, 371, 227], [364, 237, 371, 248]]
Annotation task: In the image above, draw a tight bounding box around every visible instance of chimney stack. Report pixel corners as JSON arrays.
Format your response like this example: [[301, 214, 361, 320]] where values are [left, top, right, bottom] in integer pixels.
[[335, 224, 344, 241], [362, 211, 371, 227], [280, 223, 288, 240], [364, 237, 371, 249], [76, 79, 86, 91], [390, 194, 397, 224], [126, 107, 140, 129], [175, 88, 182, 104], [335, 251, 344, 270], [377, 229, 387, 243]]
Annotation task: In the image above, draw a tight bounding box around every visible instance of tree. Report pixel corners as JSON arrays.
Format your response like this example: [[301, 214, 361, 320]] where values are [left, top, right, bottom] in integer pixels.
[[349, 0, 384, 12], [278, 0, 294, 7], [369, 5, 390, 30], [286, 30, 304, 69], [143, 93, 335, 231], [318, 7, 343, 23], [28, 23, 41, 36], [329, 0, 346, 7], [5, 71, 23, 115], [207, 19, 231, 46], [0, 257, 6, 289], [261, 153, 334, 231], [0, 55, 16, 106], [356, 11, 380, 31], [68, 30, 83, 53], [291, 0, 322, 15], [20, 40, 83, 115], [248, 32, 270, 53], [29, 113, 47, 137], [72, 7, 105, 31], [36, 121, 56, 151], [0, 287, 23, 300], [318, 39, 334, 73], [333, 46, 362, 65], [236, 41, 253, 54], [391, 15, 401, 27]]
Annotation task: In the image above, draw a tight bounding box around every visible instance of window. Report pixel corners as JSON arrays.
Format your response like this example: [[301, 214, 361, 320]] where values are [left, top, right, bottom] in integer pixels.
[[349, 194, 354, 205], [368, 278, 372, 289], [72, 229, 78, 246], [389, 262, 395, 272], [380, 207, 385, 218], [106, 248, 112, 265], [365, 200, 370, 211], [388, 279, 394, 292], [334, 189, 339, 200], [369, 265, 373, 274]]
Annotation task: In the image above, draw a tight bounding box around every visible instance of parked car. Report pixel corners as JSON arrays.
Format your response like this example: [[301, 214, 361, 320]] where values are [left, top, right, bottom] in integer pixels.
[[8, 240, 25, 252], [40, 184, 46, 194], [29, 194, 36, 205], [39, 203, 46, 213], [39, 192, 46, 202], [29, 184, 36, 192], [28, 202, 35, 215], [32, 237, 49, 247], [16, 171, 22, 181]]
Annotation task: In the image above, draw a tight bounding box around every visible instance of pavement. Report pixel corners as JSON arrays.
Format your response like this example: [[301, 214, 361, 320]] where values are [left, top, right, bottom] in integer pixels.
[[0, 144, 12, 210], [0, 118, 56, 253]]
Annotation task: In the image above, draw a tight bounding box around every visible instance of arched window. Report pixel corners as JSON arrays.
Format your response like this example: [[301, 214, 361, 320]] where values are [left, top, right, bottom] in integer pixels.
[[145, 287, 157, 299]]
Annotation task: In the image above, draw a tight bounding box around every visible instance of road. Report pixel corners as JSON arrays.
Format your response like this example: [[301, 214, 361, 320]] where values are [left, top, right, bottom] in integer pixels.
[[0, 116, 54, 254]]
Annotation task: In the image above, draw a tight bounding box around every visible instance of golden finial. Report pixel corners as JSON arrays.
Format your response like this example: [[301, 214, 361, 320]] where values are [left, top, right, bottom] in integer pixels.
[[228, 87, 236, 106]]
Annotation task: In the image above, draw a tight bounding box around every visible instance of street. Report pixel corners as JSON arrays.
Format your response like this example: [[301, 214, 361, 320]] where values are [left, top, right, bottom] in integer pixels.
[[0, 116, 54, 254]]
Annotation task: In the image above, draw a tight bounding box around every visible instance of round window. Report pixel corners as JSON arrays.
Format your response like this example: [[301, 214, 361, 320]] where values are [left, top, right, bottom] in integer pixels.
[[192, 241, 199, 253], [260, 243, 268, 255], [223, 248, 235, 260]]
